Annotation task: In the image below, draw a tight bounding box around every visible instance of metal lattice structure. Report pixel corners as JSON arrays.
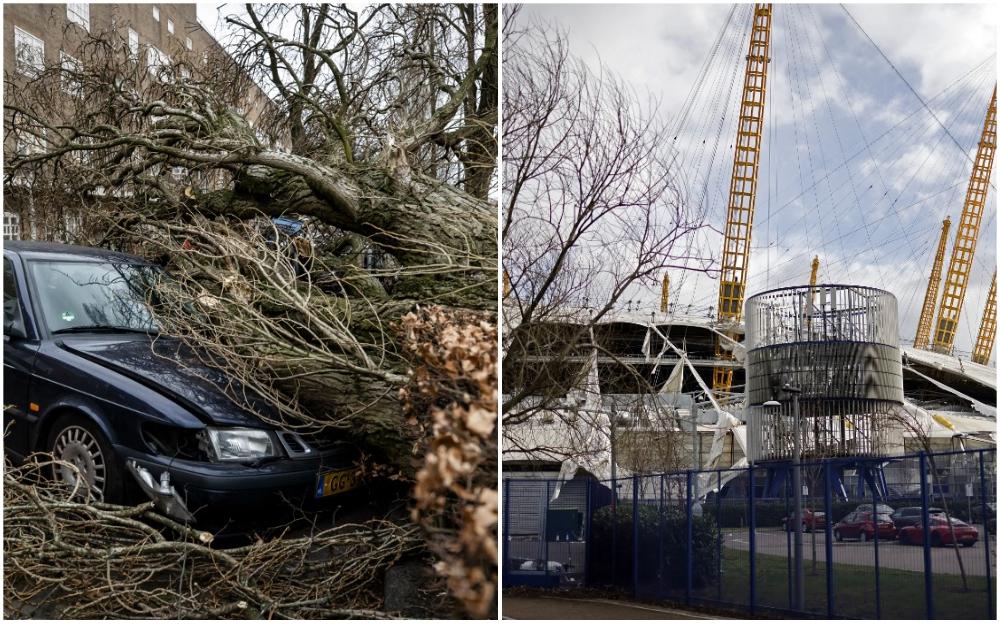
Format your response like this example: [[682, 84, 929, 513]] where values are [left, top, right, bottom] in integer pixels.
[[914, 217, 951, 349], [745, 285, 903, 462], [933, 86, 996, 353], [972, 271, 996, 365], [714, 3, 773, 392]]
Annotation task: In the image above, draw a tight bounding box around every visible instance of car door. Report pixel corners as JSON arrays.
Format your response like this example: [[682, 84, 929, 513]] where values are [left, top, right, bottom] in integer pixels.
[[838, 512, 854, 536], [3, 255, 40, 458]]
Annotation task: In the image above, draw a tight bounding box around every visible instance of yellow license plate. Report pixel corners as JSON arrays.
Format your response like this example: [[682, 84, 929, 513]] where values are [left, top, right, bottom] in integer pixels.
[[315, 469, 361, 498]]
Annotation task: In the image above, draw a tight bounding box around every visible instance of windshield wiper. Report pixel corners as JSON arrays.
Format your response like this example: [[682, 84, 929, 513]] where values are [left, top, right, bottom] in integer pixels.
[[52, 325, 159, 335]]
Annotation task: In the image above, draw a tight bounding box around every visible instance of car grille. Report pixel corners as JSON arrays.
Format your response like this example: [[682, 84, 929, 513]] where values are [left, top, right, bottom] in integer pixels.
[[277, 432, 314, 458], [277, 431, 353, 460]]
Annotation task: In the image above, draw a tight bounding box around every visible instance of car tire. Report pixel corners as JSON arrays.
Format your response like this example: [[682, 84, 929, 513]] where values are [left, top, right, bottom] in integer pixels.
[[899, 532, 910, 545], [834, 529, 843, 542], [860, 531, 869, 543], [47, 414, 123, 504], [962, 540, 976, 548], [931, 533, 943, 548]]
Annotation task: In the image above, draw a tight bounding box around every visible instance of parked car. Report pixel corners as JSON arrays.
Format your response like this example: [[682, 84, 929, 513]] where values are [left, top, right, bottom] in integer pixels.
[[782, 508, 827, 532], [890, 506, 945, 528], [833, 511, 897, 541], [898, 516, 979, 547], [3, 242, 359, 528], [854, 503, 895, 515]]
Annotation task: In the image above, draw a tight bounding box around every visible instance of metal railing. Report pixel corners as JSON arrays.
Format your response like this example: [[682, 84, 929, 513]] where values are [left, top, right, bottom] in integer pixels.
[[503, 447, 996, 619]]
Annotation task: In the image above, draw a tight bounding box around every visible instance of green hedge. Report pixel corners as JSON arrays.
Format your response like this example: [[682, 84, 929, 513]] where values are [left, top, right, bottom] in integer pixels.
[[588, 504, 722, 589]]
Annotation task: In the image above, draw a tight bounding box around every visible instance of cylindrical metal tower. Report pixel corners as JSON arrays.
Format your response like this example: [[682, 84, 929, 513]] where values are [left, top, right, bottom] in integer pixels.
[[745, 284, 903, 462]]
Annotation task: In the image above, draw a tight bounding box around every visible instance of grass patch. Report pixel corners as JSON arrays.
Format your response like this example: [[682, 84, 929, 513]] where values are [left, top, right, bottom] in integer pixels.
[[708, 548, 992, 619]]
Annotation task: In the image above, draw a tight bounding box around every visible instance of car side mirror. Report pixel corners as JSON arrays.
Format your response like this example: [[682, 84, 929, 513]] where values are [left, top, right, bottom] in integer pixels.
[[4, 318, 26, 340]]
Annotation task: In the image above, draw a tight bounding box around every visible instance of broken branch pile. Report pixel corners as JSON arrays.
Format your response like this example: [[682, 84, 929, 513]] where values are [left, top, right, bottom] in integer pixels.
[[3, 459, 422, 619]]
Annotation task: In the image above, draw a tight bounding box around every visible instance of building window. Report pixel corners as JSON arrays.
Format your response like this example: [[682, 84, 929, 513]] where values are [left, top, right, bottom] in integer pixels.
[[179, 66, 191, 81], [147, 46, 170, 82], [185, 36, 193, 50], [3, 212, 21, 241], [167, 19, 174, 35], [15, 127, 45, 157], [67, 3, 90, 31], [128, 28, 139, 58], [60, 52, 83, 96], [14, 27, 44, 77], [153, 6, 160, 22]]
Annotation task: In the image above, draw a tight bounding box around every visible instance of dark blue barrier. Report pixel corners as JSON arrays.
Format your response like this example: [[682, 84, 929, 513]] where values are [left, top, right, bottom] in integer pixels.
[[503, 447, 997, 620]]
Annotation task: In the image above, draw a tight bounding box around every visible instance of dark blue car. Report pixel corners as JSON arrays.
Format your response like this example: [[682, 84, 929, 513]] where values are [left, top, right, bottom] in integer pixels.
[[3, 241, 359, 526]]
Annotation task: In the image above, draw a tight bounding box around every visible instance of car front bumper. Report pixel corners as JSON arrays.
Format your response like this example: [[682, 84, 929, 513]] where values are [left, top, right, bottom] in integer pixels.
[[117, 443, 359, 526]]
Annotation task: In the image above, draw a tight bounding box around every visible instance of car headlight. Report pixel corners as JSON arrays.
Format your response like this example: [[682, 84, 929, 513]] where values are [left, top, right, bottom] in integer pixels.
[[200, 427, 278, 462]]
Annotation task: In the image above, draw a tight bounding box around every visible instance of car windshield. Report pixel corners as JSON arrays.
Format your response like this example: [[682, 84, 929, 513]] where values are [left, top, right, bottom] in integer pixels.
[[28, 260, 165, 334]]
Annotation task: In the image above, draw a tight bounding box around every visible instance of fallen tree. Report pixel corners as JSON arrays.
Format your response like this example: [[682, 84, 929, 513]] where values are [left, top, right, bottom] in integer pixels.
[[4, 3, 497, 617]]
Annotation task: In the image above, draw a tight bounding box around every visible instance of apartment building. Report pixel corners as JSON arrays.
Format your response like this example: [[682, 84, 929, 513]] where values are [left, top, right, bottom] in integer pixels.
[[3, 3, 280, 240]]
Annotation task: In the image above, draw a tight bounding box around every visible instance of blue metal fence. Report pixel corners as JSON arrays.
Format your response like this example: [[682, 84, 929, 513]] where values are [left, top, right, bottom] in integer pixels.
[[503, 448, 996, 619]]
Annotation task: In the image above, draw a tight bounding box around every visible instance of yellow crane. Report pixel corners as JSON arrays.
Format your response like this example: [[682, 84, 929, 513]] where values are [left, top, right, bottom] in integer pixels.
[[972, 271, 996, 365], [913, 217, 951, 349], [660, 273, 670, 313], [714, 3, 773, 391], [806, 256, 820, 333], [932, 86, 996, 354]]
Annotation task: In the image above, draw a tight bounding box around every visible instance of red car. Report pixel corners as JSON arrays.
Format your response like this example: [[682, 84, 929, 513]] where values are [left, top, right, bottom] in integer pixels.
[[833, 511, 897, 542], [782, 508, 827, 532], [898, 516, 979, 547]]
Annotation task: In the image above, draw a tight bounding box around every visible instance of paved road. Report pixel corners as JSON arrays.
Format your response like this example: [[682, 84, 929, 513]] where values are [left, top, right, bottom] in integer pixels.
[[725, 526, 996, 576], [502, 596, 724, 620]]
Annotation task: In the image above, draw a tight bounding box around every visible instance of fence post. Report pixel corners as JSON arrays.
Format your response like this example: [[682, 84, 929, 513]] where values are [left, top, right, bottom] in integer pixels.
[[919, 451, 934, 619], [686, 470, 693, 606], [612, 477, 617, 587], [784, 474, 792, 609], [632, 474, 639, 599], [979, 450, 994, 620], [717, 470, 723, 602], [544, 481, 551, 579], [823, 460, 834, 617], [659, 474, 664, 597], [748, 464, 757, 614], [871, 463, 881, 619], [585, 478, 593, 587], [502, 479, 510, 586]]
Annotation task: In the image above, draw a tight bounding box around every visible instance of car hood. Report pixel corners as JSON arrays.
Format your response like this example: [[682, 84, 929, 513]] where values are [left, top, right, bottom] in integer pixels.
[[58, 335, 279, 427]]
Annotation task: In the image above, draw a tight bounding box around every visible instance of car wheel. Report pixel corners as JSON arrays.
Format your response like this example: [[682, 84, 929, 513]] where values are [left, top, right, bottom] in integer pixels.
[[48, 414, 122, 503], [834, 529, 843, 542], [860, 531, 869, 543], [899, 532, 910, 545], [962, 540, 976, 548], [931, 533, 943, 548]]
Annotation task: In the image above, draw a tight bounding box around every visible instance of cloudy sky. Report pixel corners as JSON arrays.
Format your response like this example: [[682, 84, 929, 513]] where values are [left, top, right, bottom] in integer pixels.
[[518, 2, 997, 360]]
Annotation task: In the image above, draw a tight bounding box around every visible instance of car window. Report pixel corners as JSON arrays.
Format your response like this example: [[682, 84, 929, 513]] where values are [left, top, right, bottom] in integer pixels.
[[27, 260, 162, 333], [3, 257, 25, 335]]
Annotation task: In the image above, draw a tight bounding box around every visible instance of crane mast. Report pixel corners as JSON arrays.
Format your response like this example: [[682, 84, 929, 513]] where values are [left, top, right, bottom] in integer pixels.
[[808, 256, 820, 287], [713, 3, 773, 391], [913, 217, 951, 349], [972, 271, 996, 365], [932, 86, 996, 354], [660, 273, 670, 313]]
